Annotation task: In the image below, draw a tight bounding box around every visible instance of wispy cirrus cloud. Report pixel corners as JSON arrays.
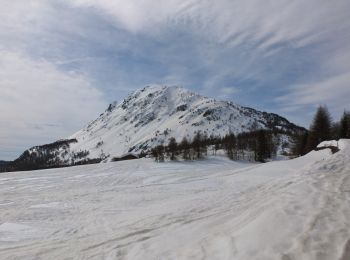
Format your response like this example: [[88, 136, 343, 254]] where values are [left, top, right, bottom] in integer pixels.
[[70, 0, 348, 47], [69, 0, 350, 116], [1, 0, 350, 158], [277, 72, 350, 112]]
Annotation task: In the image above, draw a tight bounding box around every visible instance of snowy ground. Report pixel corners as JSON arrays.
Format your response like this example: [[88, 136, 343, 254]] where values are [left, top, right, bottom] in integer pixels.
[[1, 140, 350, 260]]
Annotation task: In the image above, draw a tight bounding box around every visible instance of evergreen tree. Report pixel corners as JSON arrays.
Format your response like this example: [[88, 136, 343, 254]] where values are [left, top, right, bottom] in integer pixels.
[[236, 133, 246, 160], [256, 130, 268, 162], [292, 132, 309, 156], [223, 133, 236, 160], [331, 122, 340, 140], [339, 111, 350, 138], [151, 145, 165, 162], [167, 137, 178, 161], [192, 132, 203, 159], [306, 106, 332, 151], [179, 137, 190, 160], [200, 133, 209, 156], [151, 147, 159, 162]]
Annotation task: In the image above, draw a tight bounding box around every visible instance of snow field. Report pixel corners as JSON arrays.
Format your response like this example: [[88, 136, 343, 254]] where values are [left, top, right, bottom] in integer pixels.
[[0, 140, 350, 259]]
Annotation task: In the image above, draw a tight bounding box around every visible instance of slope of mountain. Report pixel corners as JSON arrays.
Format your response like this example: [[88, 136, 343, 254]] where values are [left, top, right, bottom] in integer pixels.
[[69, 85, 303, 158], [4, 85, 305, 171]]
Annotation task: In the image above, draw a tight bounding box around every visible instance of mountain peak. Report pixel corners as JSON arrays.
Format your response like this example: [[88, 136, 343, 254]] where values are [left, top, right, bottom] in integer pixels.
[[128, 85, 200, 103], [11, 86, 305, 167], [65, 85, 304, 160]]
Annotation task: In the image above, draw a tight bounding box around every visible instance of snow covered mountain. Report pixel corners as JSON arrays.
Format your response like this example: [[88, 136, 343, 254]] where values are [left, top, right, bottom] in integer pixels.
[[7, 85, 305, 170], [70, 85, 303, 157]]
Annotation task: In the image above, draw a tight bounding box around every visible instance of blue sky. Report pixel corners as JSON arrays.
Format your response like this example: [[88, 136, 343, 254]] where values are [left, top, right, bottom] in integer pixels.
[[1, 0, 350, 160]]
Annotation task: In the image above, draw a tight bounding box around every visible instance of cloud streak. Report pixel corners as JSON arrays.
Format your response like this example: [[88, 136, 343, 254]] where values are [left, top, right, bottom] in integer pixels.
[[0, 0, 350, 158], [70, 0, 350, 114], [71, 0, 349, 49], [277, 72, 350, 112], [0, 50, 106, 159]]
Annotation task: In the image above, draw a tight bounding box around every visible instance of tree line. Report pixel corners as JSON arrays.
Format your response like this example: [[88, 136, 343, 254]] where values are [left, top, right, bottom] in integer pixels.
[[151, 107, 350, 162], [151, 129, 277, 163], [292, 106, 350, 156]]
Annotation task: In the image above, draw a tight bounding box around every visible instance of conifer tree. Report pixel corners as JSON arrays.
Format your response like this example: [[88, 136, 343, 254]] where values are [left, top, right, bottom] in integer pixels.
[[256, 130, 268, 162], [331, 122, 340, 140], [167, 137, 178, 161], [157, 145, 165, 162], [201, 133, 208, 156], [152, 145, 165, 162], [151, 147, 159, 162], [292, 132, 309, 156], [223, 133, 236, 160], [192, 132, 203, 159], [306, 106, 332, 151], [339, 111, 350, 139], [179, 137, 190, 160]]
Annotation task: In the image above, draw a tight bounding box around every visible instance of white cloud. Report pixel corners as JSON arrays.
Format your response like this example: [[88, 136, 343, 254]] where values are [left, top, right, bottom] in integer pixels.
[[276, 72, 350, 115], [70, 0, 350, 116], [70, 0, 196, 33], [276, 35, 350, 120], [0, 50, 106, 159], [1, 0, 350, 157], [212, 86, 240, 101], [70, 0, 350, 50]]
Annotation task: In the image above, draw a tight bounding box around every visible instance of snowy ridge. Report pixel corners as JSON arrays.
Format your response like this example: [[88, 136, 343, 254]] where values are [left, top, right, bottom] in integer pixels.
[[67, 85, 303, 161], [1, 140, 349, 259]]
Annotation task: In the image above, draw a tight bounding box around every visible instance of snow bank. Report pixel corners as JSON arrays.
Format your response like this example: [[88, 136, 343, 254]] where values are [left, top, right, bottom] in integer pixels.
[[317, 139, 350, 150], [317, 140, 339, 148]]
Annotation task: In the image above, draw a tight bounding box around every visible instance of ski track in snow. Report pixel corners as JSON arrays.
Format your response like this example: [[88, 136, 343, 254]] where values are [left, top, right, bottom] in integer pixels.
[[0, 140, 350, 260]]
